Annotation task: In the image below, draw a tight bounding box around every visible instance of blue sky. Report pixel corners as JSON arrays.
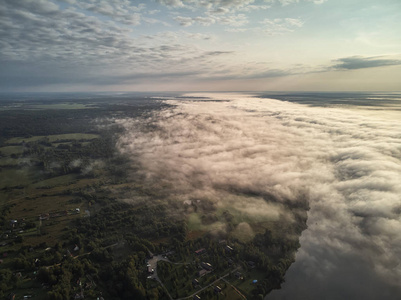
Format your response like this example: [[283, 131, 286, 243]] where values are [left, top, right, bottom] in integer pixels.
[[1, 0, 401, 92]]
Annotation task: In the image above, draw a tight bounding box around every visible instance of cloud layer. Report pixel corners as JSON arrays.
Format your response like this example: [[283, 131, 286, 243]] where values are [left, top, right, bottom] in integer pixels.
[[117, 93, 401, 298], [1, 0, 401, 91], [332, 56, 401, 70]]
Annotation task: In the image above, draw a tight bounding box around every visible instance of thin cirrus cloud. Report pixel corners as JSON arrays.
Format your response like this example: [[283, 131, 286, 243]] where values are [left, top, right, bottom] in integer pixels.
[[158, 0, 326, 10], [266, 0, 327, 5], [1, 0, 400, 91], [75, 0, 146, 25], [157, 0, 258, 10], [174, 14, 249, 27], [197, 54, 401, 81], [260, 17, 304, 35], [332, 56, 401, 70]]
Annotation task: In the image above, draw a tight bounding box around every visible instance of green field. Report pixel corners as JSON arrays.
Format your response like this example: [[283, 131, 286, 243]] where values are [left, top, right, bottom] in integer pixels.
[[5, 133, 99, 144], [28, 103, 94, 110], [230, 269, 268, 297], [0, 145, 24, 155], [187, 213, 203, 231], [31, 174, 77, 189], [0, 168, 34, 189], [0, 157, 20, 167], [0, 103, 95, 111]]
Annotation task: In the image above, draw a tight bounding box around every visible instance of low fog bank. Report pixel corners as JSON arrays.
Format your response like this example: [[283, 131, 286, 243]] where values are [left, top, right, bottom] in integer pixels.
[[116, 94, 314, 236], [116, 93, 401, 298]]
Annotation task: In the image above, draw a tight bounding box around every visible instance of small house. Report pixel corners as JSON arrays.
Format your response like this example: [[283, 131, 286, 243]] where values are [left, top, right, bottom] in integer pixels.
[[192, 279, 199, 286], [225, 245, 234, 252], [195, 248, 206, 255], [201, 262, 212, 271]]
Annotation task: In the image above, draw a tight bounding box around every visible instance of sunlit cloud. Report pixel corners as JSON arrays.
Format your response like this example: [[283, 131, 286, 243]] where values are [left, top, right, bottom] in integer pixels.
[[116, 93, 401, 298], [332, 55, 401, 70], [260, 17, 304, 35]]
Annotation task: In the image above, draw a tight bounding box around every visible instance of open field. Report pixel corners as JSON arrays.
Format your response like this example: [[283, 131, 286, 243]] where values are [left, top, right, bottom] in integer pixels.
[[230, 269, 268, 297], [0, 102, 96, 111], [0, 168, 35, 189], [0, 157, 20, 167], [0, 145, 24, 155], [30, 174, 77, 189], [27, 103, 95, 110], [5, 133, 100, 144]]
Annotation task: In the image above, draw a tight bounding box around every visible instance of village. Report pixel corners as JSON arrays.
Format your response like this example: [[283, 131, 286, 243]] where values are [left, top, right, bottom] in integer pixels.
[[0, 193, 292, 300], [1, 207, 83, 249], [145, 241, 261, 300]]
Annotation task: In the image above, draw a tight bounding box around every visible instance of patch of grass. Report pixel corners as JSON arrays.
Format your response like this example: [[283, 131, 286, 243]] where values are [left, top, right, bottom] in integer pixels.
[[186, 230, 205, 241], [5, 136, 46, 144], [6, 133, 99, 144], [222, 286, 245, 300], [10, 195, 72, 219], [188, 213, 202, 231], [14, 278, 47, 299], [29, 103, 94, 110], [31, 174, 77, 189], [0, 145, 24, 156], [47, 133, 100, 142], [0, 169, 34, 189], [0, 157, 20, 166], [230, 269, 267, 297], [52, 142, 72, 147]]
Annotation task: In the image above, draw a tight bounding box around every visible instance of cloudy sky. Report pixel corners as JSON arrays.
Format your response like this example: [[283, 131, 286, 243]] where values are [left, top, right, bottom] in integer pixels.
[[1, 0, 401, 92]]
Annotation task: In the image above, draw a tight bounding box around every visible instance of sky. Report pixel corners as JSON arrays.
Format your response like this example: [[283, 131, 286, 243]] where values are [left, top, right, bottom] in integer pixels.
[[1, 0, 401, 92]]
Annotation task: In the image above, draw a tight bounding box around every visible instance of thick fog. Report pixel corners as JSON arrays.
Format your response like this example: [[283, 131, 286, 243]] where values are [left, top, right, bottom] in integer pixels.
[[116, 93, 401, 298]]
